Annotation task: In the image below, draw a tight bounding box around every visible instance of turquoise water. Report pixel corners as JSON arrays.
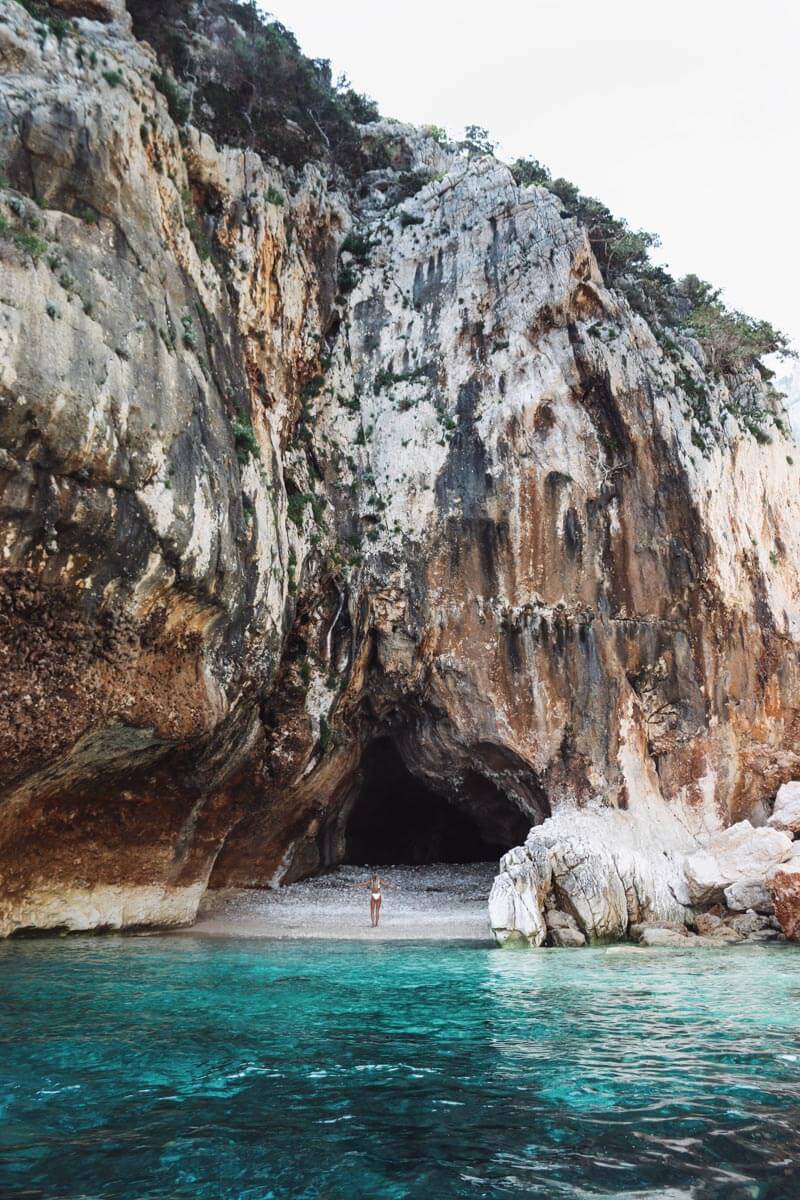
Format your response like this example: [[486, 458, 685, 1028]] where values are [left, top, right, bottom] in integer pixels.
[[1, 938, 799, 1199]]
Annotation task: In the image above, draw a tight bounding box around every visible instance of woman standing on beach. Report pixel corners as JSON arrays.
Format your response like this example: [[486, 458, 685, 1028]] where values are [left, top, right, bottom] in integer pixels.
[[355, 872, 393, 927]]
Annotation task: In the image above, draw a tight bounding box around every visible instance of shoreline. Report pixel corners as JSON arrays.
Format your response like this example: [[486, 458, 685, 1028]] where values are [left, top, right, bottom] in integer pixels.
[[179, 863, 497, 943]]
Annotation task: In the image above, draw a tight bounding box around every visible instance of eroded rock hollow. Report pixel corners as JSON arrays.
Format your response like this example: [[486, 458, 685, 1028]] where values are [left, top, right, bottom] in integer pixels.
[[1, 0, 799, 938]]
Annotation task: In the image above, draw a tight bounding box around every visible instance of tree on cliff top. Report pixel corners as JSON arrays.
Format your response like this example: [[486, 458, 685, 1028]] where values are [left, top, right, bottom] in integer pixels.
[[128, 2, 792, 377], [511, 157, 794, 375], [127, 0, 379, 171]]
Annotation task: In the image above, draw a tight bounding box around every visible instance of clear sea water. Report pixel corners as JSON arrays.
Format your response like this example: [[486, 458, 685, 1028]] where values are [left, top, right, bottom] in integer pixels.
[[1, 937, 799, 1200]]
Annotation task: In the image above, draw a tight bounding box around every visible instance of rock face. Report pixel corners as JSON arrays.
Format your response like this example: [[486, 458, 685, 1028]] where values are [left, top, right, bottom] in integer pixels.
[[2, 2, 800, 937], [769, 859, 800, 941]]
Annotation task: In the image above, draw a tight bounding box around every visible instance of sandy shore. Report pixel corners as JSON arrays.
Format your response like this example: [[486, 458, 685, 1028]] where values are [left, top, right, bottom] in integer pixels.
[[182, 863, 498, 942]]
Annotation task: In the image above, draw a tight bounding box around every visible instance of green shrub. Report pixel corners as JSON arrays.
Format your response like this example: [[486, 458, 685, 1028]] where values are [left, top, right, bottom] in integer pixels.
[[129, 1, 373, 173], [287, 493, 307, 527], [180, 187, 212, 260], [11, 230, 47, 261], [373, 364, 429, 394], [399, 211, 424, 229], [678, 274, 793, 373], [265, 184, 285, 207], [154, 71, 190, 125], [340, 230, 371, 263], [318, 715, 332, 753], [16, 2, 71, 42], [181, 313, 198, 349], [744, 419, 772, 445], [337, 263, 358, 294], [48, 14, 69, 41], [338, 87, 380, 124], [460, 125, 497, 157], [102, 69, 125, 88], [510, 157, 551, 188], [232, 416, 260, 464], [392, 170, 432, 201], [287, 491, 325, 528], [422, 124, 448, 144]]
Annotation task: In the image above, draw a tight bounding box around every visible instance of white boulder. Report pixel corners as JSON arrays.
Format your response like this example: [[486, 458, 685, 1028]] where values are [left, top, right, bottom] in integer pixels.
[[723, 878, 774, 914], [684, 821, 793, 905], [545, 909, 586, 947], [767, 781, 800, 835], [488, 841, 551, 947], [640, 927, 693, 948], [490, 805, 691, 946]]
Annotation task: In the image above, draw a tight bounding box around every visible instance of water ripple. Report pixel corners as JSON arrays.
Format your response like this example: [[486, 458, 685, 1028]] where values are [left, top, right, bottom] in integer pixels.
[[1, 938, 799, 1199]]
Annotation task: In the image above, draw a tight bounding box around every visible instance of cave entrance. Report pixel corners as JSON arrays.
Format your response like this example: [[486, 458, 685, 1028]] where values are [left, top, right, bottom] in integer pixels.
[[340, 737, 530, 866]]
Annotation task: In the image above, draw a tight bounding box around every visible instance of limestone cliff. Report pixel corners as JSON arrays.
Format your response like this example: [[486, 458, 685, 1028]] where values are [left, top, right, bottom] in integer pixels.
[[1, 0, 799, 937]]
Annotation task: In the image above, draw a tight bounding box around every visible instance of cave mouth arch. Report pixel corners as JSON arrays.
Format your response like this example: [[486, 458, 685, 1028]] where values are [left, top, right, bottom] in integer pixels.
[[339, 736, 531, 866]]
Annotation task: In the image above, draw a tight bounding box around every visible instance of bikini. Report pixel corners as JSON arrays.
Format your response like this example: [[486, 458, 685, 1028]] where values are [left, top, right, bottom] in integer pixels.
[[371, 882, 381, 901]]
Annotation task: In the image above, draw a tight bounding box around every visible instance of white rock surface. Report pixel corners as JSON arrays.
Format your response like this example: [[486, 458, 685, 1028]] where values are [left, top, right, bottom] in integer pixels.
[[640, 927, 692, 948], [490, 804, 692, 946], [723, 879, 775, 914], [683, 821, 793, 905], [767, 781, 800, 834], [0, 883, 204, 938]]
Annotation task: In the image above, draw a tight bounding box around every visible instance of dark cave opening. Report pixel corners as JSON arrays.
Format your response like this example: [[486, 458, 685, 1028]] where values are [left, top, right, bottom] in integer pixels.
[[341, 737, 531, 866]]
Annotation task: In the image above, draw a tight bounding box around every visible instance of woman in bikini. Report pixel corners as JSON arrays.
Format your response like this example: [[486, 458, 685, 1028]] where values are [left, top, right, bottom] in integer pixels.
[[355, 871, 394, 927]]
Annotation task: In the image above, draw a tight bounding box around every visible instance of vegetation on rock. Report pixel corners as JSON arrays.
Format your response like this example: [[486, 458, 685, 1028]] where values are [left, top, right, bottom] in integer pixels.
[[127, 0, 380, 171], [510, 158, 794, 374]]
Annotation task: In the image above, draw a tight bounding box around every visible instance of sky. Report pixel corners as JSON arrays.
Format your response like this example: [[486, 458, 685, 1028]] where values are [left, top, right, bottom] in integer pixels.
[[264, 0, 799, 354]]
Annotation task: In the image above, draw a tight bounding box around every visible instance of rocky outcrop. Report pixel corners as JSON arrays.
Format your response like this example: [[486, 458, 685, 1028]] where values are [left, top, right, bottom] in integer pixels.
[[490, 785, 800, 946], [769, 855, 800, 940], [2, 1, 800, 937], [489, 803, 692, 945], [683, 822, 793, 906]]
